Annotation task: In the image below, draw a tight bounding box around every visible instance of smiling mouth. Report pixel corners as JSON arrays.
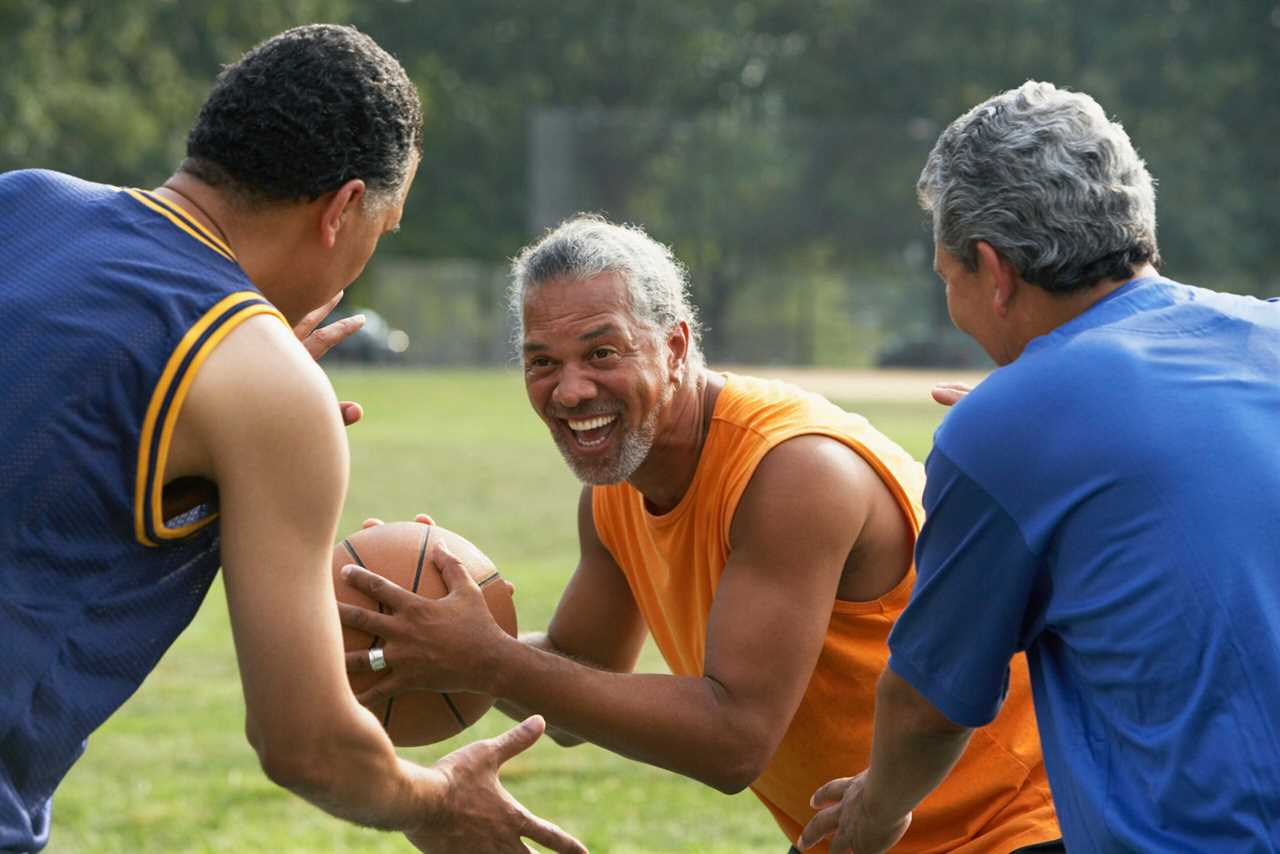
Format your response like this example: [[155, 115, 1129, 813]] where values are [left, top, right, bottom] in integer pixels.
[[564, 413, 618, 449]]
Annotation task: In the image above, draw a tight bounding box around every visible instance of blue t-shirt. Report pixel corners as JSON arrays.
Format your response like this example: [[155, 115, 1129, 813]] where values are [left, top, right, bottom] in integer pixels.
[[888, 277, 1280, 852]]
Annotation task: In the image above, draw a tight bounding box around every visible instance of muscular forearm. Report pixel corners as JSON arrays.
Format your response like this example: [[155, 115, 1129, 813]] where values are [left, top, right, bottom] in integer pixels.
[[495, 635, 589, 747], [861, 669, 972, 822], [253, 702, 443, 832], [488, 638, 766, 793]]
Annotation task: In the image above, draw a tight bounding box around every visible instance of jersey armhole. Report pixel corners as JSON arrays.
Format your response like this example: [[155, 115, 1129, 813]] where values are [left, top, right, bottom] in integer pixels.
[[133, 291, 287, 547]]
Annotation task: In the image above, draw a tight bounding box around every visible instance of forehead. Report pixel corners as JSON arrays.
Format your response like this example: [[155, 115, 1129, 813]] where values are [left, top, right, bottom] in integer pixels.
[[521, 273, 644, 343]]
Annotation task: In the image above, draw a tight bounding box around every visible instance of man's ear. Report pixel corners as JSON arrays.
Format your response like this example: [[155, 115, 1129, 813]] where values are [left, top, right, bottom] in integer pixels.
[[666, 321, 691, 381], [974, 241, 1019, 318], [319, 179, 367, 249]]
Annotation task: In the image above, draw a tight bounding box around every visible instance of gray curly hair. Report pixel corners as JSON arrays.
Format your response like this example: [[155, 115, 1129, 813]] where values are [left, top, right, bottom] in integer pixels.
[[918, 80, 1160, 293], [509, 214, 705, 373]]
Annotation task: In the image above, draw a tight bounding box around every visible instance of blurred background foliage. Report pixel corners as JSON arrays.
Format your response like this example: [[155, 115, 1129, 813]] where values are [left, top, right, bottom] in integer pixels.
[[3, 0, 1278, 366]]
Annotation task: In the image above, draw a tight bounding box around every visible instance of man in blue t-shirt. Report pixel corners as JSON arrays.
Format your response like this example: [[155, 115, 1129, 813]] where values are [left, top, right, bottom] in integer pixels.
[[799, 81, 1280, 854]]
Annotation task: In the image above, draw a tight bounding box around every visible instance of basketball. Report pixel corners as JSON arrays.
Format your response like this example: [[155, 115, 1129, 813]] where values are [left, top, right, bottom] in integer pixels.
[[331, 521, 518, 746]]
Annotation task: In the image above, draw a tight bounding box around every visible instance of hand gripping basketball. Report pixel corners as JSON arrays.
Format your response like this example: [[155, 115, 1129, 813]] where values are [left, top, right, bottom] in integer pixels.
[[336, 525, 518, 742]]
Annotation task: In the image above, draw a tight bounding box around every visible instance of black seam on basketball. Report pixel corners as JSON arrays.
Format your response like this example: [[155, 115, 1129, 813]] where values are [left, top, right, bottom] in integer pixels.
[[382, 696, 395, 729], [439, 692, 467, 729], [411, 524, 430, 594], [343, 538, 385, 646], [341, 539, 365, 567], [476, 571, 501, 588]]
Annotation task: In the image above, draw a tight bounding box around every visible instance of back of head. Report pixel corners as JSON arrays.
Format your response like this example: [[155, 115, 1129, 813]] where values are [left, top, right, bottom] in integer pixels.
[[182, 24, 422, 210], [510, 214, 705, 374], [918, 81, 1159, 293]]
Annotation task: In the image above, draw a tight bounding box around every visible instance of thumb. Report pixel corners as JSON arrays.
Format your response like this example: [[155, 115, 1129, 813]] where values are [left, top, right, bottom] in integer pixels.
[[432, 543, 477, 594], [488, 715, 546, 764]]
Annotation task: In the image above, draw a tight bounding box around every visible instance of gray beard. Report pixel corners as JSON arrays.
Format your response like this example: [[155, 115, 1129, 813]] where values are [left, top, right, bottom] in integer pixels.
[[555, 403, 661, 486]]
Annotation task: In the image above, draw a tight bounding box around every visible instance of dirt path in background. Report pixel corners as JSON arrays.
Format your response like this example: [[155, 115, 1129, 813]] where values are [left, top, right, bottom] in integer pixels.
[[717, 366, 990, 402]]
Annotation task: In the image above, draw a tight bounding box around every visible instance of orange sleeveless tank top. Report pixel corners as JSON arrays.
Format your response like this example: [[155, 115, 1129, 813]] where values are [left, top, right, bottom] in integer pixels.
[[592, 373, 1058, 853]]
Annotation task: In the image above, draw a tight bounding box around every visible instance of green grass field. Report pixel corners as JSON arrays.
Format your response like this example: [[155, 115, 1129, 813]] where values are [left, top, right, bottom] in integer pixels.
[[50, 368, 947, 853]]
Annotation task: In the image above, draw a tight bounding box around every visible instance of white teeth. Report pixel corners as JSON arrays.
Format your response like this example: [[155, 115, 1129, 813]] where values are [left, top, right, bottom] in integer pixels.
[[567, 414, 617, 432]]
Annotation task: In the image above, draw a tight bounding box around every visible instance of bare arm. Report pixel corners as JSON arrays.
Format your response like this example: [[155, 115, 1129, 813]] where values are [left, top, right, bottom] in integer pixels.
[[798, 669, 972, 853], [343, 436, 879, 793], [495, 487, 650, 744], [180, 317, 583, 853]]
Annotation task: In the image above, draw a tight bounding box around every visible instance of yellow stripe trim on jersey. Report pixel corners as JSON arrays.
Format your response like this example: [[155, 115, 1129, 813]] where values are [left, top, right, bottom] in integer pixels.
[[134, 293, 289, 547], [140, 191, 237, 259], [124, 189, 236, 262]]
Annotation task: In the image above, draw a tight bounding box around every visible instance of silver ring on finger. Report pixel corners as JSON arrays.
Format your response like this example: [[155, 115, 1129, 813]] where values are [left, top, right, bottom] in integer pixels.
[[368, 646, 387, 672]]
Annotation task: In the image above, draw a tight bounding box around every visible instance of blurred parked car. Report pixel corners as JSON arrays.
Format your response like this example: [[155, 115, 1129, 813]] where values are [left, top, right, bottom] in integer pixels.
[[321, 307, 410, 364], [876, 328, 988, 369]]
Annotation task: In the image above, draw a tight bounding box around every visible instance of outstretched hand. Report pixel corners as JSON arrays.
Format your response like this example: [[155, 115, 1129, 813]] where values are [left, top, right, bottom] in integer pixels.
[[405, 715, 588, 854], [798, 771, 911, 854], [292, 290, 365, 426], [338, 540, 513, 704]]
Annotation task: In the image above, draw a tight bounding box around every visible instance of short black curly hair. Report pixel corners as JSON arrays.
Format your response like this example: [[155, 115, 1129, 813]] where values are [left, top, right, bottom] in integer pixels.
[[182, 24, 422, 208]]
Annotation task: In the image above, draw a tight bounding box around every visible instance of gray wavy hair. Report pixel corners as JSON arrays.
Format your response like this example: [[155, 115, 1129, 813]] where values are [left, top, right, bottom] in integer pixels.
[[918, 80, 1160, 293], [509, 214, 705, 373]]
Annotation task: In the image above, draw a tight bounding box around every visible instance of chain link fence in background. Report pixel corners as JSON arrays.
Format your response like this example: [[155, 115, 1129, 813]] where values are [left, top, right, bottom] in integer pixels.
[[356, 105, 1278, 368]]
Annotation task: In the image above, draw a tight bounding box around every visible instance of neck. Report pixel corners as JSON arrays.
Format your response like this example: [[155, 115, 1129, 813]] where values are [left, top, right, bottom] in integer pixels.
[[154, 173, 235, 250], [154, 172, 316, 323], [629, 369, 723, 515], [1005, 263, 1159, 363]]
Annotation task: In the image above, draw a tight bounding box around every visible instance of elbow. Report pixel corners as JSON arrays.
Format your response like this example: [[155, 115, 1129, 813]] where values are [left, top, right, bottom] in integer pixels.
[[702, 739, 772, 795], [877, 668, 971, 736], [251, 732, 333, 795]]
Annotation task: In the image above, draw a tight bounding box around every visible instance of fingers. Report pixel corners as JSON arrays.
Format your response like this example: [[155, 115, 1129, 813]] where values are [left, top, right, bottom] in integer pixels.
[[487, 716, 546, 764], [520, 810, 589, 854], [361, 517, 386, 529], [930, 382, 973, 407], [339, 400, 364, 426], [293, 289, 345, 339], [430, 543, 480, 595], [340, 564, 417, 609], [302, 314, 366, 361], [414, 513, 436, 526], [355, 681, 396, 708], [345, 647, 391, 675], [337, 600, 401, 639], [810, 776, 853, 808], [797, 804, 840, 850]]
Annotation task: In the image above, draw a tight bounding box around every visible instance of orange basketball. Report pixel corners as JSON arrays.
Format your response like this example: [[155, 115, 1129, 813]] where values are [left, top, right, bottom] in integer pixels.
[[331, 521, 517, 746]]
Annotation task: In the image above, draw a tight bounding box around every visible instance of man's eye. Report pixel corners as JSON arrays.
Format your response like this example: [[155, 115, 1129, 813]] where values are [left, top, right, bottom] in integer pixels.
[[592, 348, 616, 360]]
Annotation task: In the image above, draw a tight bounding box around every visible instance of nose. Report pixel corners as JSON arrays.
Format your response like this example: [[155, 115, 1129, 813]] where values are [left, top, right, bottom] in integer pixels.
[[552, 363, 597, 410]]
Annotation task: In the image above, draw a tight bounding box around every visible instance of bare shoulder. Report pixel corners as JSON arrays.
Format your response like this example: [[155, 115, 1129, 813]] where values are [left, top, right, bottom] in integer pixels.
[[169, 314, 342, 481], [745, 434, 884, 509], [731, 434, 912, 599]]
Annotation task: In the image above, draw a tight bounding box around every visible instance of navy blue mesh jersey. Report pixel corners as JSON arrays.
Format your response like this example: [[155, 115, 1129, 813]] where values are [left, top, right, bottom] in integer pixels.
[[0, 169, 287, 851]]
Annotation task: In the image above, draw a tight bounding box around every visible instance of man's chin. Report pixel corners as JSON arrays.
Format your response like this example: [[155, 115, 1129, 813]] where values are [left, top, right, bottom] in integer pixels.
[[552, 440, 627, 486], [563, 454, 626, 486]]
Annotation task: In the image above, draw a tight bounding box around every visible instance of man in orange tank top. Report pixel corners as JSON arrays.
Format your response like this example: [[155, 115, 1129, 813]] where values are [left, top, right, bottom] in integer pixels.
[[339, 215, 1063, 853]]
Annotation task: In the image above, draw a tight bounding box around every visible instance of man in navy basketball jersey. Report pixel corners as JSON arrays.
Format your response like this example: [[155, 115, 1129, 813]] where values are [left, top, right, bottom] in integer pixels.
[[0, 24, 584, 854]]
